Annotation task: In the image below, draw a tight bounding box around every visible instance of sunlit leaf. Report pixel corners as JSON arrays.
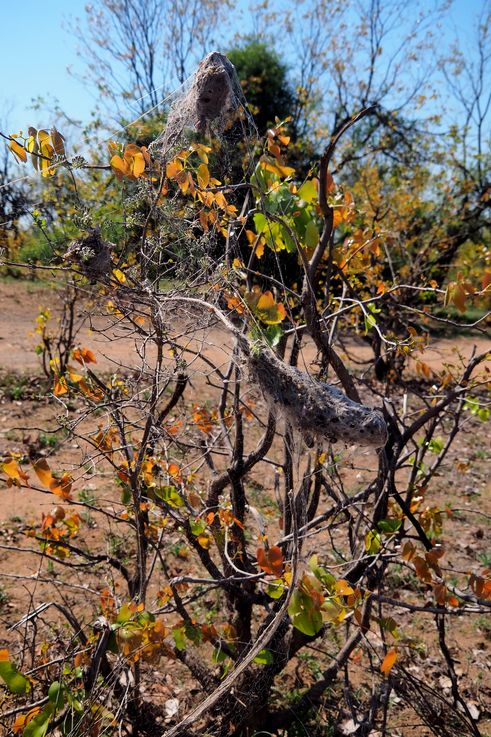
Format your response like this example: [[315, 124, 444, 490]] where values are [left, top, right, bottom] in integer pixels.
[[1, 459, 29, 484], [254, 648, 274, 665], [132, 151, 146, 177], [72, 347, 97, 365], [112, 268, 126, 284], [297, 179, 318, 203], [166, 159, 183, 178], [111, 154, 130, 179], [155, 485, 184, 508], [255, 291, 287, 325], [9, 138, 27, 163], [380, 649, 397, 675], [32, 458, 54, 488]]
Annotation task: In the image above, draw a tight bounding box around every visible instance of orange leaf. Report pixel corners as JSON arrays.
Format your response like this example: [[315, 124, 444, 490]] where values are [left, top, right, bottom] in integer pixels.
[[32, 458, 54, 488], [49, 472, 73, 500], [335, 579, 354, 596], [72, 347, 97, 365], [381, 649, 397, 675], [132, 151, 146, 177], [257, 545, 284, 576], [110, 154, 130, 179], [53, 376, 68, 396], [166, 159, 183, 178], [13, 707, 41, 733]]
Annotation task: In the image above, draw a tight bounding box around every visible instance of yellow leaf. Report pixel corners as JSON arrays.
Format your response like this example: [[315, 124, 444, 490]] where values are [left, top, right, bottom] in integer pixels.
[[112, 268, 126, 284], [197, 163, 210, 188], [67, 365, 83, 383], [197, 533, 212, 549], [256, 291, 287, 324], [380, 649, 397, 675], [27, 128, 39, 170], [9, 139, 27, 163], [2, 459, 29, 483]]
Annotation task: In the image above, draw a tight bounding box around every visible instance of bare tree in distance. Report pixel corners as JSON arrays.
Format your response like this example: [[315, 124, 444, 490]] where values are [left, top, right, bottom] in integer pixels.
[[69, 0, 234, 117]]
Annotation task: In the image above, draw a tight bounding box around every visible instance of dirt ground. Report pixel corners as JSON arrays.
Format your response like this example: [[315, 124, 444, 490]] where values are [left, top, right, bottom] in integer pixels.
[[0, 279, 490, 737]]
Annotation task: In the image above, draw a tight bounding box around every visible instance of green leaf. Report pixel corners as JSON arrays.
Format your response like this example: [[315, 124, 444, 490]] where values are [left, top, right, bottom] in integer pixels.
[[0, 652, 30, 694], [116, 603, 135, 624], [172, 626, 187, 651], [263, 324, 284, 348], [48, 680, 65, 708], [478, 407, 490, 422], [288, 589, 323, 636], [309, 556, 336, 591], [304, 219, 319, 249], [23, 705, 54, 737], [427, 437, 444, 454], [254, 648, 274, 665], [363, 312, 377, 334], [365, 529, 382, 555], [212, 645, 228, 663], [378, 616, 399, 639], [266, 579, 286, 599], [155, 485, 184, 508], [297, 179, 318, 203], [377, 519, 402, 534], [189, 518, 207, 536], [184, 622, 202, 645]]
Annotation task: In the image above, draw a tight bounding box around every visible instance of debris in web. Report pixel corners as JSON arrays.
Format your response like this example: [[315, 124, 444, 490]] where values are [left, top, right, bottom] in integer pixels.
[[64, 229, 113, 282]]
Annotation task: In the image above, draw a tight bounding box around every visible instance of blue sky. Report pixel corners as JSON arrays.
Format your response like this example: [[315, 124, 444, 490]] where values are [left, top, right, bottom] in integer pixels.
[[0, 0, 487, 133]]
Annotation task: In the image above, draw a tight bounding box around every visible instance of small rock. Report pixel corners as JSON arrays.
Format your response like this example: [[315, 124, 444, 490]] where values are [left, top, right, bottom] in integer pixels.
[[165, 698, 179, 719]]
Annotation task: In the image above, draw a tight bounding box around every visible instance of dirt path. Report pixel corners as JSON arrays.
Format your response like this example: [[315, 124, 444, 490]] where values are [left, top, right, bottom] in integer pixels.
[[0, 279, 488, 375]]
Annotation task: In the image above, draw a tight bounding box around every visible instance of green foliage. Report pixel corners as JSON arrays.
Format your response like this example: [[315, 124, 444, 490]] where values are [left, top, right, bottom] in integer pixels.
[[228, 41, 296, 134]]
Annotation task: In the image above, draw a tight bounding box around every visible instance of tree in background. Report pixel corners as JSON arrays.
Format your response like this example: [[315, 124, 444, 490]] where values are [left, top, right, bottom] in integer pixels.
[[70, 0, 232, 117], [227, 41, 296, 134]]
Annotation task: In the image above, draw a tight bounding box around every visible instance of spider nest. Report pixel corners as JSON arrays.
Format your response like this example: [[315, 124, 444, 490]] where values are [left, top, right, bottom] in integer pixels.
[[150, 51, 255, 160], [248, 346, 387, 448]]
